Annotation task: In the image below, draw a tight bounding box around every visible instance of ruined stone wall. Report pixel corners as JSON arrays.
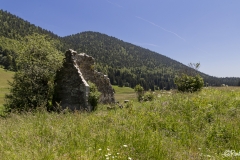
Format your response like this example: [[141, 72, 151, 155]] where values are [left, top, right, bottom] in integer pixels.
[[53, 49, 115, 111], [74, 53, 115, 103], [53, 50, 90, 111]]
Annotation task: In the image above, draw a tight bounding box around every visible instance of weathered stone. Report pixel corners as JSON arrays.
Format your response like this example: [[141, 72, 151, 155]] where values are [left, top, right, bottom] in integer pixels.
[[53, 49, 115, 111]]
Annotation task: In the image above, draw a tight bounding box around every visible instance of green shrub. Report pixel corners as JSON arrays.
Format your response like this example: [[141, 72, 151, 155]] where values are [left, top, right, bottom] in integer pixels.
[[134, 84, 144, 101], [174, 74, 204, 92], [88, 81, 101, 110], [4, 34, 63, 112], [142, 92, 155, 101]]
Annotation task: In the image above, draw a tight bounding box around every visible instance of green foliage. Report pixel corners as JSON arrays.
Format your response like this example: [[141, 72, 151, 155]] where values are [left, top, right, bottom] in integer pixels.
[[0, 9, 60, 40], [174, 74, 204, 92], [134, 85, 155, 101], [142, 91, 155, 101], [125, 100, 134, 108], [88, 81, 101, 110], [134, 84, 144, 101], [134, 84, 144, 93], [4, 34, 63, 112]]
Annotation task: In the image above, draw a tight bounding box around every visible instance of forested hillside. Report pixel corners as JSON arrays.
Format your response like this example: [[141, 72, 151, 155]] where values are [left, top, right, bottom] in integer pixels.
[[62, 32, 240, 89], [0, 9, 239, 90]]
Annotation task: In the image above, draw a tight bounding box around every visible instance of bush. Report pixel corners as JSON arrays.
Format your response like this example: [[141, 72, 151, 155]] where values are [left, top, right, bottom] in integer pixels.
[[134, 84, 144, 101], [4, 34, 63, 112], [174, 74, 204, 92], [88, 81, 101, 110], [142, 92, 155, 101]]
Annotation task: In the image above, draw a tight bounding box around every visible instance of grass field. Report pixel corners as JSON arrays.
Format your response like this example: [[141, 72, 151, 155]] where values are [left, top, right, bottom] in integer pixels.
[[112, 85, 136, 102], [0, 68, 13, 112], [1, 69, 240, 159], [0, 87, 240, 159]]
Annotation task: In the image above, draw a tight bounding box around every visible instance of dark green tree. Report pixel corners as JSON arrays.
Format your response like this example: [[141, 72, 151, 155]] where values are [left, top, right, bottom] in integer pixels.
[[4, 33, 63, 112]]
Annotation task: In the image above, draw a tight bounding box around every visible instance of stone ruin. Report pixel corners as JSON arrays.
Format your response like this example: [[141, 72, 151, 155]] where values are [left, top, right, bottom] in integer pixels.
[[53, 49, 115, 111]]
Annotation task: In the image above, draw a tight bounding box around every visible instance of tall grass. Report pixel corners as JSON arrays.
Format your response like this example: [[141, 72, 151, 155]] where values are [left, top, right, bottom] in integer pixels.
[[1, 87, 240, 159]]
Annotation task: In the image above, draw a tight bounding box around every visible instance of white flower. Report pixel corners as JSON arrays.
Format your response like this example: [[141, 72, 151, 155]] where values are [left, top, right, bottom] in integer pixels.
[[123, 144, 128, 147], [128, 157, 132, 160], [98, 148, 102, 151]]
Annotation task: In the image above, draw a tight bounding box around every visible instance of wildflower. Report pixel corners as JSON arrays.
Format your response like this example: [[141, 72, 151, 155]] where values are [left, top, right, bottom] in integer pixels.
[[107, 148, 110, 151], [117, 153, 120, 155], [98, 148, 102, 151], [123, 144, 128, 147], [128, 157, 132, 160]]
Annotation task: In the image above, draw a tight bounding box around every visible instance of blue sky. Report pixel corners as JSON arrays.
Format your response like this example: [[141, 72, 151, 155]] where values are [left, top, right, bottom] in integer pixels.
[[1, 0, 240, 77]]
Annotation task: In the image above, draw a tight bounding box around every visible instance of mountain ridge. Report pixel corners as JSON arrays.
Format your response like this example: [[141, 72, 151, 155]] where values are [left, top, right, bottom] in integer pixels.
[[0, 9, 239, 89]]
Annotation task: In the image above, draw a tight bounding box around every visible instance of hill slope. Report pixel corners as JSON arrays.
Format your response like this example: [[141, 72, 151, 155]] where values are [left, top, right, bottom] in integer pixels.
[[0, 10, 239, 90], [62, 31, 240, 89]]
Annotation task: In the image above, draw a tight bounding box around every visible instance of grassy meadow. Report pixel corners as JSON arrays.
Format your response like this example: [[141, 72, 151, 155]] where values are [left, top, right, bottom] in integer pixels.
[[1, 69, 240, 159], [112, 85, 136, 102], [0, 68, 13, 113]]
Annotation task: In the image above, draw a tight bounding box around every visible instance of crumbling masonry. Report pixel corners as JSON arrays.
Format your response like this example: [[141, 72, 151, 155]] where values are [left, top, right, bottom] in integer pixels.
[[53, 49, 115, 111]]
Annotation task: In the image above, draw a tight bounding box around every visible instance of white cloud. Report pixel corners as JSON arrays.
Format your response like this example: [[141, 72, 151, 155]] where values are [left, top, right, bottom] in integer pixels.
[[135, 16, 185, 41]]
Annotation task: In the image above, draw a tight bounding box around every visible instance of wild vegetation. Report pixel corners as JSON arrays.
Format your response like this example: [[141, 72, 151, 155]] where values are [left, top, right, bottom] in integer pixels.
[[175, 63, 204, 92], [4, 34, 63, 112], [1, 85, 240, 159]]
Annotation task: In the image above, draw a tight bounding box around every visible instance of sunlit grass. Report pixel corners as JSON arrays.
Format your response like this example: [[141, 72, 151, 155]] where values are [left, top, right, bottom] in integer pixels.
[[112, 85, 136, 102], [0, 68, 14, 113], [1, 87, 240, 159]]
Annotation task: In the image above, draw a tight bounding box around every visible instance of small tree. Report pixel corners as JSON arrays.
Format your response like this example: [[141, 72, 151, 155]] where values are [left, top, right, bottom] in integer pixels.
[[174, 63, 204, 92], [134, 84, 144, 101], [4, 33, 63, 112]]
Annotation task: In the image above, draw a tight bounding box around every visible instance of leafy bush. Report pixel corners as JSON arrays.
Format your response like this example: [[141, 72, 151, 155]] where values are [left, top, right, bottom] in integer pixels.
[[4, 34, 63, 112], [142, 92, 155, 101], [134, 84, 144, 101], [134, 85, 155, 101], [174, 74, 204, 92], [88, 81, 101, 110]]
